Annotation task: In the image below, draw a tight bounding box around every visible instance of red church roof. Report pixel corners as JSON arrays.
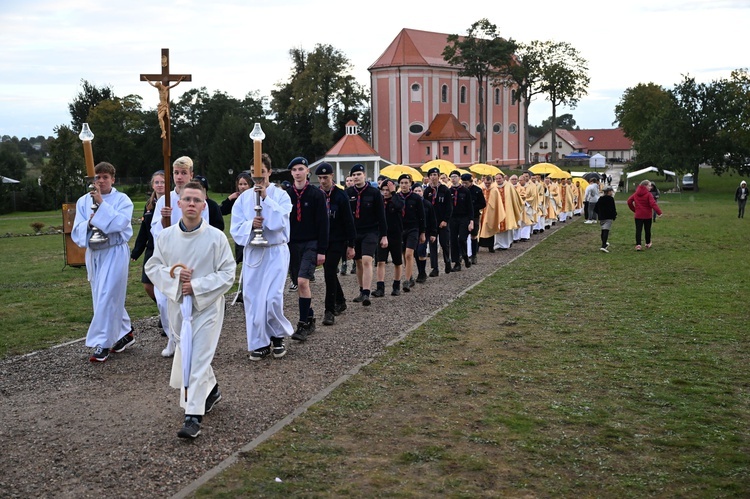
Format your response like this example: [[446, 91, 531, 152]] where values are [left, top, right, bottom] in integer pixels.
[[326, 123, 379, 157], [418, 114, 476, 142], [369, 28, 455, 70]]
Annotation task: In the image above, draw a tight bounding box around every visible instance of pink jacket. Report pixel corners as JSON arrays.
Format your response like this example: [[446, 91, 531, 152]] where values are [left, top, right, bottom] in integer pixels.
[[627, 184, 662, 219]]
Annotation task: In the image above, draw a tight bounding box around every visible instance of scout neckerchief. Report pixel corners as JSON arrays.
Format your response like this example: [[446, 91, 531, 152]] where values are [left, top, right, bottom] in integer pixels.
[[398, 191, 411, 217], [321, 185, 334, 215], [292, 181, 309, 222], [450, 185, 458, 206], [353, 183, 368, 219]]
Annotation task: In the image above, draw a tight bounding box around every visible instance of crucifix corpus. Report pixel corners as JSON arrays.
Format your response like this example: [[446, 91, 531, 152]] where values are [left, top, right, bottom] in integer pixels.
[[140, 48, 191, 227]]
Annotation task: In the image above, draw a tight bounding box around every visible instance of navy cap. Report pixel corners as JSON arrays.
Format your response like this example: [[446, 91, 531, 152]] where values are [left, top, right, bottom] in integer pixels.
[[449, 170, 461, 178], [461, 173, 473, 182], [315, 162, 333, 176], [411, 182, 423, 191], [350, 163, 365, 174], [193, 174, 209, 191], [427, 167, 440, 176], [398, 173, 412, 183], [287, 156, 308, 170]]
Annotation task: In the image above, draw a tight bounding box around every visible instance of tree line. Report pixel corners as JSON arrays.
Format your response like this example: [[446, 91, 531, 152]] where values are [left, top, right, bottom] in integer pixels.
[[614, 70, 750, 190]]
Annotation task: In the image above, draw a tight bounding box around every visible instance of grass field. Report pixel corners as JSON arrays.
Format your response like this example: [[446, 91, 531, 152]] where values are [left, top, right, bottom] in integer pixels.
[[187, 171, 750, 497]]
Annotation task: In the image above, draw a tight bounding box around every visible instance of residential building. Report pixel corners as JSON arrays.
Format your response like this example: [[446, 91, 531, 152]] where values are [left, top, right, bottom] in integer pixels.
[[529, 128, 635, 163]]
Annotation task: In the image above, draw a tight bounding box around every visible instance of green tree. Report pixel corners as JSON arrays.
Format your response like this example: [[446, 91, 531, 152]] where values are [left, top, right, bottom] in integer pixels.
[[86, 95, 145, 178], [443, 19, 517, 163], [716, 69, 750, 176], [43, 125, 85, 203], [534, 41, 589, 162], [69, 79, 114, 133], [0, 141, 27, 180], [613, 83, 671, 143], [540, 113, 578, 132]]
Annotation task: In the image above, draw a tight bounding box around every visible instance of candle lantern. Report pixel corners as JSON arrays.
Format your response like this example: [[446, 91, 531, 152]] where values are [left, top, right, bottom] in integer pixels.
[[79, 124, 108, 244], [249, 123, 268, 246]]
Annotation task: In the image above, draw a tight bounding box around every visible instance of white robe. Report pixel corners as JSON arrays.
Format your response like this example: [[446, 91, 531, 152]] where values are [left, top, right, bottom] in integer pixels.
[[230, 186, 294, 350], [145, 221, 236, 415], [72, 188, 133, 348], [150, 190, 210, 336]]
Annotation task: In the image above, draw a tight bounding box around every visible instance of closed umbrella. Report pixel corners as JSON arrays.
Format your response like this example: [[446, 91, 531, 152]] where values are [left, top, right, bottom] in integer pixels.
[[170, 263, 193, 402]]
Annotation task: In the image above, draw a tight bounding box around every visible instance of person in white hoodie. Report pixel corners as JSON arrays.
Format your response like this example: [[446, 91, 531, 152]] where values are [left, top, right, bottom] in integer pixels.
[[584, 177, 601, 224]]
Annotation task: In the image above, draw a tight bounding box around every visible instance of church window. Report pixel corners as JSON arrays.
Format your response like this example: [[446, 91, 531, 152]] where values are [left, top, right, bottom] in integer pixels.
[[460, 86, 467, 104], [409, 122, 425, 134], [493, 123, 503, 134], [509, 124, 518, 134], [411, 83, 422, 102], [441, 84, 448, 103]]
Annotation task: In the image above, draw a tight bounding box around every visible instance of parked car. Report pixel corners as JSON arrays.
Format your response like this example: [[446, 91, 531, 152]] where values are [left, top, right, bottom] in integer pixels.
[[682, 173, 694, 190]]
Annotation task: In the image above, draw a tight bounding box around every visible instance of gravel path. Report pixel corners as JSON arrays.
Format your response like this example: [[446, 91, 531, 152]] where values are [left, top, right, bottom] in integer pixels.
[[0, 222, 566, 498]]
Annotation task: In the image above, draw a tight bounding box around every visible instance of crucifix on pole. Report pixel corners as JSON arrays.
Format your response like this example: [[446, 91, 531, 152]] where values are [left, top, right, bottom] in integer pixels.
[[140, 48, 191, 227]]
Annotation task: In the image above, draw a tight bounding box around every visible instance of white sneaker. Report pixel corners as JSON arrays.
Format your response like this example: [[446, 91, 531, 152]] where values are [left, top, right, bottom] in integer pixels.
[[600, 247, 609, 253], [161, 337, 175, 358]]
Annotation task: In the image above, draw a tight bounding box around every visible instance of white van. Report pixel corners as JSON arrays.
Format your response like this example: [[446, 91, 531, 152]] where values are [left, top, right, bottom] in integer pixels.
[[682, 174, 694, 190]]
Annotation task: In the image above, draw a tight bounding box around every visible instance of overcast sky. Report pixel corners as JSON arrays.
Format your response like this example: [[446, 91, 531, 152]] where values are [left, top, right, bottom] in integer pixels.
[[1, 0, 746, 139]]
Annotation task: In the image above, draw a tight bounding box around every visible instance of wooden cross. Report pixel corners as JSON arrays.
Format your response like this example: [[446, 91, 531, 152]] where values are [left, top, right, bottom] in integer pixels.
[[140, 48, 191, 225]]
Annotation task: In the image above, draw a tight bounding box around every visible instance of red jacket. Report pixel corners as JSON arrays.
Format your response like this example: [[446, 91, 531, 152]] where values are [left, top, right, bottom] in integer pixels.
[[627, 184, 662, 219]]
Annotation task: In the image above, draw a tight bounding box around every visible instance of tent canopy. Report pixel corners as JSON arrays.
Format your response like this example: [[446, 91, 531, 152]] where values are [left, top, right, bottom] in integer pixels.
[[625, 166, 677, 192], [589, 153, 606, 168]]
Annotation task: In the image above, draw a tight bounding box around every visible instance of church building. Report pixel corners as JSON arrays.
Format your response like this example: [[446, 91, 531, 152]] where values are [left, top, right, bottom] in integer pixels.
[[369, 28, 526, 168]]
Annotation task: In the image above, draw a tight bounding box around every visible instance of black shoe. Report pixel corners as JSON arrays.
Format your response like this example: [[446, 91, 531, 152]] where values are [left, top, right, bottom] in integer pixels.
[[362, 295, 371, 306], [402, 281, 410, 293], [250, 344, 272, 360], [391, 288, 401, 296], [307, 317, 316, 335], [237, 291, 243, 302], [112, 331, 134, 353], [489, 248, 495, 253], [271, 336, 287, 358], [470, 255, 477, 265], [292, 321, 311, 342], [205, 384, 222, 413], [452, 263, 461, 272], [334, 302, 347, 315], [89, 346, 109, 363], [409, 277, 416, 287], [323, 310, 335, 325], [445, 264, 451, 274], [372, 288, 385, 298], [288, 283, 298, 292], [429, 268, 439, 278], [352, 293, 364, 303], [177, 416, 201, 439], [416, 273, 427, 283], [464, 258, 471, 268]]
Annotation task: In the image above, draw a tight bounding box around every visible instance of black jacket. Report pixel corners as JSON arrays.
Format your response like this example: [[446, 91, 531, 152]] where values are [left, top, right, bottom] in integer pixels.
[[398, 191, 425, 233], [346, 184, 388, 237], [424, 183, 452, 225], [288, 182, 329, 254], [594, 195, 617, 220], [131, 204, 154, 260], [322, 185, 356, 246]]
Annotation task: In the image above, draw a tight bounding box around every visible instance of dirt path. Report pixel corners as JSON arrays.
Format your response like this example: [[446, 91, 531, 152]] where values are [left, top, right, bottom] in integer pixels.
[[0, 222, 567, 498]]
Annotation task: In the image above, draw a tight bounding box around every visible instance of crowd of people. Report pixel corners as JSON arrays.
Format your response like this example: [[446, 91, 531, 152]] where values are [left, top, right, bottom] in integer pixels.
[[73, 156, 672, 439]]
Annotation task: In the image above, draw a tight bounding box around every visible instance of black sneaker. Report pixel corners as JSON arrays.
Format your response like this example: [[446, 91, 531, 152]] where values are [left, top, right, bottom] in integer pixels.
[[352, 293, 364, 303], [464, 258, 471, 268], [271, 337, 287, 358], [452, 263, 462, 272], [205, 384, 222, 413], [391, 288, 401, 296], [89, 346, 109, 363], [362, 294, 371, 306], [309, 274, 316, 282], [402, 281, 410, 293], [112, 331, 134, 353], [177, 416, 201, 439], [292, 321, 310, 342], [429, 268, 439, 278], [445, 264, 452, 274], [470, 255, 477, 265], [409, 277, 416, 287], [323, 310, 335, 326], [372, 288, 385, 298], [307, 317, 316, 335], [250, 344, 271, 360], [416, 272, 427, 283], [334, 302, 347, 315], [288, 283, 298, 292]]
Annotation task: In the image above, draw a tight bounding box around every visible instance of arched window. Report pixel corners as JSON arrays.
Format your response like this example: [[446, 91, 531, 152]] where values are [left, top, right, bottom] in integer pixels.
[[493, 123, 503, 134], [409, 122, 425, 134], [460, 86, 467, 104], [494, 88, 501, 105], [411, 83, 422, 102], [441, 84, 448, 103]]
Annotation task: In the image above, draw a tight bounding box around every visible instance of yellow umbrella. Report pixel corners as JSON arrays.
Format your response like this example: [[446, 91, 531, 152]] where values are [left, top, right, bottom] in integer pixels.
[[548, 169, 572, 179], [469, 163, 501, 177], [420, 159, 457, 176], [379, 164, 423, 182], [528, 162, 563, 175], [572, 178, 589, 191]]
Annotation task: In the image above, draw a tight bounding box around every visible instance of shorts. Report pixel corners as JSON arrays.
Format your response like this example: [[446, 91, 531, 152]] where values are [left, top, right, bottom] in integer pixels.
[[140, 247, 154, 285], [354, 231, 378, 260], [289, 240, 318, 280], [401, 228, 419, 251], [376, 233, 403, 265], [599, 219, 613, 230]]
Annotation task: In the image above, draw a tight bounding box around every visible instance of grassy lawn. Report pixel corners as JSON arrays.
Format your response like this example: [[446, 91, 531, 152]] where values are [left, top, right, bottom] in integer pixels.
[[189, 172, 750, 497]]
